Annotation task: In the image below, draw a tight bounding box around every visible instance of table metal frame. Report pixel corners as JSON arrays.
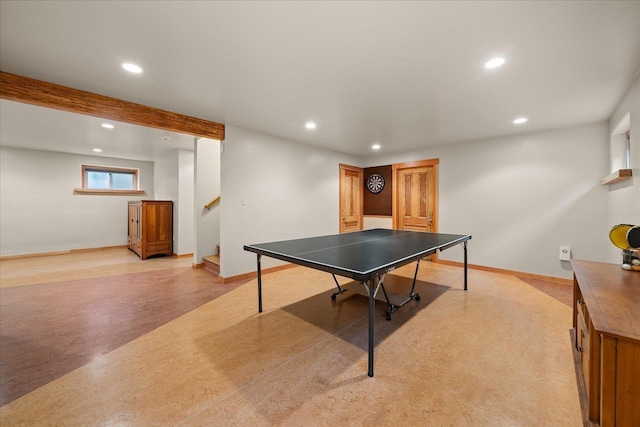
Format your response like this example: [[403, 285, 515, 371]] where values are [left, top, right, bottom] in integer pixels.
[[246, 231, 470, 377]]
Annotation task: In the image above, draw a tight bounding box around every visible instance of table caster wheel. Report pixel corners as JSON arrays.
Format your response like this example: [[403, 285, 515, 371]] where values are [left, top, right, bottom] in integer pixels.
[[385, 312, 392, 321], [415, 294, 421, 301], [331, 294, 337, 301]]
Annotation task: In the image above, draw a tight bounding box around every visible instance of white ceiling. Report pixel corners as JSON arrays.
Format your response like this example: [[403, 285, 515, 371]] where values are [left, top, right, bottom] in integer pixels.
[[1, 1, 639, 160], [0, 100, 195, 162]]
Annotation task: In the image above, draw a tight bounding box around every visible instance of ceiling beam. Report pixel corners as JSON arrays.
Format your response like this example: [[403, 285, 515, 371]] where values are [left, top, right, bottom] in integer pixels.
[[0, 71, 224, 140]]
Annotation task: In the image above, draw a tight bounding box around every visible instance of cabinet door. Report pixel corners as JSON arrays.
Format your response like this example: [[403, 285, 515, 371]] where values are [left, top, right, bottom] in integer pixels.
[[141, 202, 172, 257], [127, 203, 143, 258], [128, 203, 135, 238], [143, 203, 171, 243], [128, 203, 141, 240], [155, 202, 172, 243], [136, 204, 142, 239], [133, 203, 142, 240]]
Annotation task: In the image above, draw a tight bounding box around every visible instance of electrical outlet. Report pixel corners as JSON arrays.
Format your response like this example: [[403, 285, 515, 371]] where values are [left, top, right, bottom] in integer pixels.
[[559, 246, 571, 261]]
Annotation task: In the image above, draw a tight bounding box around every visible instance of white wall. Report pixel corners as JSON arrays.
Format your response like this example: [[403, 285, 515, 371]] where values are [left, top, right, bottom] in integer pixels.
[[153, 149, 195, 256], [220, 125, 360, 278], [154, 150, 179, 252], [0, 147, 154, 256], [363, 216, 393, 230], [220, 123, 610, 280], [194, 138, 221, 263], [177, 150, 195, 255], [606, 74, 640, 263], [363, 122, 610, 279], [154, 150, 178, 201]]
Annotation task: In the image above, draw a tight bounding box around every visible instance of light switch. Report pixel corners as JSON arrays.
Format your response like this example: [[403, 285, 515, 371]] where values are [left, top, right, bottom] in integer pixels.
[[241, 197, 246, 206], [559, 246, 571, 261]]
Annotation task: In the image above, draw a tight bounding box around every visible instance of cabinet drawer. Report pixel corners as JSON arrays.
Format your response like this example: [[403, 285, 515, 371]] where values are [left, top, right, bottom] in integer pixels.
[[577, 298, 588, 327], [576, 299, 589, 350], [146, 242, 170, 252], [579, 315, 589, 353], [576, 316, 590, 391]]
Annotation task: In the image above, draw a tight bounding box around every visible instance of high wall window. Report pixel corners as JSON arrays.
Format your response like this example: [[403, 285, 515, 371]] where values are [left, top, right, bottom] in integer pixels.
[[75, 165, 145, 195], [84, 165, 136, 190]]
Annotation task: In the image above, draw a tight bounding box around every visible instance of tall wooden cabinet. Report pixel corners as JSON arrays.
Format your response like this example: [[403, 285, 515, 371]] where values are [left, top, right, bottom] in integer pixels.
[[572, 260, 640, 427], [127, 200, 173, 260]]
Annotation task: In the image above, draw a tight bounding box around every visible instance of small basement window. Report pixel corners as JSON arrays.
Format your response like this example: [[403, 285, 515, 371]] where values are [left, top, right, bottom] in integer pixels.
[[602, 112, 633, 185], [74, 165, 146, 195]]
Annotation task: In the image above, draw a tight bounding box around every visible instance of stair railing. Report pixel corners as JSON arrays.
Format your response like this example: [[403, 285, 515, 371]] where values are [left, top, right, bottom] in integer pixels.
[[204, 196, 220, 210]]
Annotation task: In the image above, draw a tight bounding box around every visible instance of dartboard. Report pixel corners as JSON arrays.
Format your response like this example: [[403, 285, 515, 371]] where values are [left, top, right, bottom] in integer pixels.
[[366, 173, 385, 194]]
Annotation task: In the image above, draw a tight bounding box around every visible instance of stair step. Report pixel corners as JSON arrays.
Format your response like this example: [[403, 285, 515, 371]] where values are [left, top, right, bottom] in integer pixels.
[[203, 255, 220, 274], [203, 255, 220, 265]]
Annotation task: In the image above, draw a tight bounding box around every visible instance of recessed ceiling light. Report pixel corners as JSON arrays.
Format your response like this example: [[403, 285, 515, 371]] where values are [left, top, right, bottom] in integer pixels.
[[484, 57, 505, 69], [372, 144, 381, 150], [513, 117, 528, 124], [93, 148, 103, 153], [305, 122, 317, 129], [122, 63, 143, 74], [101, 123, 114, 129]]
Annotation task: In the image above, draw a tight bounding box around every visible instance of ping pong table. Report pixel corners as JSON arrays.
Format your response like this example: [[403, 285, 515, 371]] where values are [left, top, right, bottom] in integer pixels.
[[244, 228, 471, 377]]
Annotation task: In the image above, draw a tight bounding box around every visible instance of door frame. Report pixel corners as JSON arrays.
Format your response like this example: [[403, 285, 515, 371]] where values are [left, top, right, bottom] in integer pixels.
[[392, 158, 439, 232], [339, 163, 364, 232]]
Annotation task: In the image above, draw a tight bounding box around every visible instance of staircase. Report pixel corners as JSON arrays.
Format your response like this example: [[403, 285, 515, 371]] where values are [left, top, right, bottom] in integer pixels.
[[202, 244, 220, 275]]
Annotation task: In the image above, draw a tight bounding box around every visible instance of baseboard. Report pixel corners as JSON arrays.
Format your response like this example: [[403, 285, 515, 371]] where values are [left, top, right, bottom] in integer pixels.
[[4, 247, 571, 286], [436, 259, 573, 286], [218, 259, 573, 285], [218, 263, 297, 284], [0, 245, 128, 261], [172, 253, 193, 259]]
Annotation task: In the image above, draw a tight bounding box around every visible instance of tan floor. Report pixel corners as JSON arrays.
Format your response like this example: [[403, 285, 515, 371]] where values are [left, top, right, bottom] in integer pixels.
[[0, 248, 249, 406], [0, 249, 194, 288], [0, 262, 582, 426]]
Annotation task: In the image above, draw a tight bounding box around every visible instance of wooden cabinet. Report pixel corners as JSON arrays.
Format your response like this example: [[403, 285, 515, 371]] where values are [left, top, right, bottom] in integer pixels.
[[127, 201, 173, 260], [572, 260, 640, 427]]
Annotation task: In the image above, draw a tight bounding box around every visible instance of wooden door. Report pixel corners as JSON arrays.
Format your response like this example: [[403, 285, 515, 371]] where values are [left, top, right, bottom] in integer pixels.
[[393, 159, 438, 233], [339, 164, 363, 233]]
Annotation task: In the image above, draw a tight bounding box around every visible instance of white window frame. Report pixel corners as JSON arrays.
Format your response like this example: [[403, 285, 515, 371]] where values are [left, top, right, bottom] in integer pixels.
[[74, 164, 146, 195]]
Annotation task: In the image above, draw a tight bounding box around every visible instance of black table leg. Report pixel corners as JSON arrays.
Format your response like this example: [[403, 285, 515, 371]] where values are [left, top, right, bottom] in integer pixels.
[[464, 241, 468, 291], [409, 259, 420, 297], [368, 276, 375, 377], [257, 254, 263, 313]]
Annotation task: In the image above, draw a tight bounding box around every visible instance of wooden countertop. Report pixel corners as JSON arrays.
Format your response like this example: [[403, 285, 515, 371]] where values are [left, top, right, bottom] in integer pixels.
[[572, 260, 640, 342]]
